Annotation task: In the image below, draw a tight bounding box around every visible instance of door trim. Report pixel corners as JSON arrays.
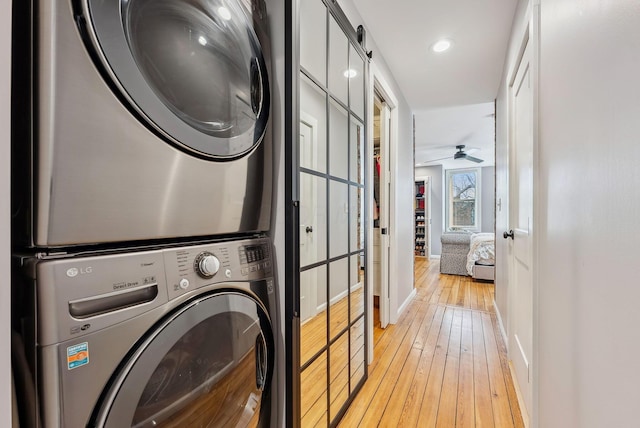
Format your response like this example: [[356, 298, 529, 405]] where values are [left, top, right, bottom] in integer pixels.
[[377, 98, 391, 329], [367, 60, 399, 363]]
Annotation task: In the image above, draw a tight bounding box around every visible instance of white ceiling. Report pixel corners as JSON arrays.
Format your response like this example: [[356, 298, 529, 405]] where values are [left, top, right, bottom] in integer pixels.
[[414, 102, 496, 170], [350, 0, 517, 168]]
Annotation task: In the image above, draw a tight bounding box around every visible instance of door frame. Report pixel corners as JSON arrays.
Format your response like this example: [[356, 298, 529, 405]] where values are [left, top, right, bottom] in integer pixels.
[[504, 3, 540, 426], [367, 60, 399, 363], [376, 95, 391, 329]]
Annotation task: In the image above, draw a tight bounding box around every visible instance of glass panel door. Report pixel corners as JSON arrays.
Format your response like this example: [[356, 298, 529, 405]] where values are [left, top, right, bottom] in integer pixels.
[[295, 1, 369, 426]]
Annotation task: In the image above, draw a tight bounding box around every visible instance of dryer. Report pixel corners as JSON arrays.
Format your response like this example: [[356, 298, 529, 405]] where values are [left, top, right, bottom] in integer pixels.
[[13, 0, 272, 248], [20, 237, 276, 427]]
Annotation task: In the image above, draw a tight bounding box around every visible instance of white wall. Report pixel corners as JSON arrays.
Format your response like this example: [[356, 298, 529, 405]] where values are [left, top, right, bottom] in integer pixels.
[[481, 166, 495, 233], [536, 0, 640, 426], [497, 0, 640, 426], [336, 0, 416, 319], [2, 0, 12, 425]]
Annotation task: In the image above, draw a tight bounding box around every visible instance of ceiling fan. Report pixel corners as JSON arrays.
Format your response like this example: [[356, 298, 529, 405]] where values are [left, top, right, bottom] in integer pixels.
[[425, 145, 484, 164]]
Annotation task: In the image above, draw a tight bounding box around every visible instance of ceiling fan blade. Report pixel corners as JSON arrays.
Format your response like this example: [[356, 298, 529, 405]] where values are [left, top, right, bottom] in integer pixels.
[[422, 156, 451, 163], [464, 154, 484, 163], [455, 134, 474, 146]]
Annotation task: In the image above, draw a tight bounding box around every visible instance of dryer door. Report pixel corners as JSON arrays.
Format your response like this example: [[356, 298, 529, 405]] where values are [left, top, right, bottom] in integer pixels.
[[90, 291, 274, 428], [82, 0, 270, 159]]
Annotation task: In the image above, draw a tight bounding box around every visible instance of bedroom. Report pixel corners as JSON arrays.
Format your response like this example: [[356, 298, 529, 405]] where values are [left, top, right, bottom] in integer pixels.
[[414, 102, 496, 279]]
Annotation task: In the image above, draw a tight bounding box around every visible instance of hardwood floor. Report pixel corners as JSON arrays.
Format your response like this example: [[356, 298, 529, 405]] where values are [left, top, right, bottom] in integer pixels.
[[338, 258, 524, 428]]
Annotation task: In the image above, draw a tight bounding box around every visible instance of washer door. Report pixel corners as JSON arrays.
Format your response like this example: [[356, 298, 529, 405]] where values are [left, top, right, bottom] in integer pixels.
[[82, 0, 270, 159], [90, 292, 274, 428]]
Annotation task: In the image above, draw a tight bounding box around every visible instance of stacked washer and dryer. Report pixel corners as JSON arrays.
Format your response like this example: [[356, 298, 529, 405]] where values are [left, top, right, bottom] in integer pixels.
[[11, 0, 277, 427]]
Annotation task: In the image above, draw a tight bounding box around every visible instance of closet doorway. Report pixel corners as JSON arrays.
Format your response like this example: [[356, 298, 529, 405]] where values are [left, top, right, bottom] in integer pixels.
[[373, 91, 390, 333]]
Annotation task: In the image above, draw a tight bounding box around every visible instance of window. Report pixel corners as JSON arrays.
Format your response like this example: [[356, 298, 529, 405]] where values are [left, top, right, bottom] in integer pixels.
[[446, 168, 481, 231]]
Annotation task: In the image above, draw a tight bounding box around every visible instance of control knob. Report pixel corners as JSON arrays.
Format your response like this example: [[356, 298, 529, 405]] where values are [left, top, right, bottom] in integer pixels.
[[194, 252, 220, 278]]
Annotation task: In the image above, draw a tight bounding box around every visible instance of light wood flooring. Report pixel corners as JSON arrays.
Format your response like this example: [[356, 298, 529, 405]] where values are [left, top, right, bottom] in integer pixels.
[[338, 258, 524, 428]]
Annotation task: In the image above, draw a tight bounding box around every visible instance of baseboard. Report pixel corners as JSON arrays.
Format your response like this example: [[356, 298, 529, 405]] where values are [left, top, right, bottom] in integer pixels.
[[495, 299, 530, 427], [396, 288, 417, 321], [508, 361, 531, 428], [316, 282, 363, 313], [429, 255, 441, 260], [493, 298, 508, 348]]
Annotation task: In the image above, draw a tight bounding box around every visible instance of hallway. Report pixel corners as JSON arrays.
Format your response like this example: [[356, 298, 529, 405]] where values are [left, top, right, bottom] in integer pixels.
[[339, 258, 524, 427]]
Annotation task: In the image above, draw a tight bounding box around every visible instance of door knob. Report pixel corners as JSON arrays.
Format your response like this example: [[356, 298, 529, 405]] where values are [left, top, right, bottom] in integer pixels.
[[503, 229, 514, 240], [305, 226, 313, 233]]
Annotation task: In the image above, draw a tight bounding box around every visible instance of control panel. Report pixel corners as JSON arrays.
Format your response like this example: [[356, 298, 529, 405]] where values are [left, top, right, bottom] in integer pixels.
[[163, 238, 272, 300], [238, 244, 271, 277], [33, 237, 273, 345]]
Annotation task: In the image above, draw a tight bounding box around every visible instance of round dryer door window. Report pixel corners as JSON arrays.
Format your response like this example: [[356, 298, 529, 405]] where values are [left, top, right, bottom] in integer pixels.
[[90, 292, 274, 427], [82, 0, 270, 159]]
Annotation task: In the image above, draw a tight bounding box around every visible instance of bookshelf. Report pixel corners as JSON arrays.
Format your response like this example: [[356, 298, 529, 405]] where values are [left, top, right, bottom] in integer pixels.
[[414, 177, 428, 257]]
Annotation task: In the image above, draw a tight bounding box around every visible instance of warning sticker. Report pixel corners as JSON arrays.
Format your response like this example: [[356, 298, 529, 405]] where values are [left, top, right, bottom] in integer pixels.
[[67, 342, 89, 370]]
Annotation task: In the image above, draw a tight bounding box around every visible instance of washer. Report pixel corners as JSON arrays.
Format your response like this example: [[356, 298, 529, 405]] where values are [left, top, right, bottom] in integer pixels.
[[14, 0, 272, 248], [25, 237, 276, 427]]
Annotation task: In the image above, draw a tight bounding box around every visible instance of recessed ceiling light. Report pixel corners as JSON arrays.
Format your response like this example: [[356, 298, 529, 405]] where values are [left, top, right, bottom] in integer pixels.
[[218, 6, 232, 20], [431, 39, 452, 53], [343, 69, 358, 78], [198, 36, 207, 46]]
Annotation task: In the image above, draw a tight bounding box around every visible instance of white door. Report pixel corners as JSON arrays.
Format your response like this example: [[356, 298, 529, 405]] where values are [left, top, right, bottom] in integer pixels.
[[379, 101, 391, 328], [508, 39, 533, 417], [299, 115, 317, 323]]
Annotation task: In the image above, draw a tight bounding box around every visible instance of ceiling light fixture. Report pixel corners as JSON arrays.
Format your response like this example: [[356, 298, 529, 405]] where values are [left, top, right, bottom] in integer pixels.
[[198, 36, 207, 46], [218, 6, 232, 20], [343, 69, 358, 78], [431, 39, 452, 53]]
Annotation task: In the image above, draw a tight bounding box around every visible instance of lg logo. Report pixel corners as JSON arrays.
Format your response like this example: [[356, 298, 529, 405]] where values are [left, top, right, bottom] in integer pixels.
[[66, 267, 93, 278]]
